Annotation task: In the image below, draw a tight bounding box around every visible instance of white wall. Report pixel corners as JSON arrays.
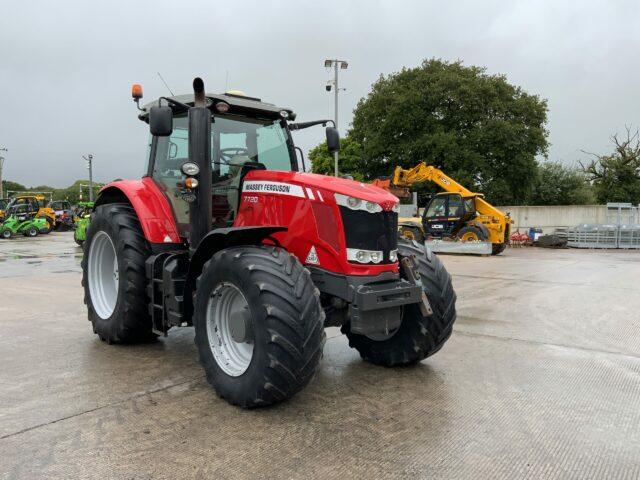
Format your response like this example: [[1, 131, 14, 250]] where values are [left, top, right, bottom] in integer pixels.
[[497, 205, 639, 233]]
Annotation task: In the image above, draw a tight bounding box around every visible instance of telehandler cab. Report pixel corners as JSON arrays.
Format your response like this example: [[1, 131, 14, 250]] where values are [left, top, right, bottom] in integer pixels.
[[82, 78, 457, 407]]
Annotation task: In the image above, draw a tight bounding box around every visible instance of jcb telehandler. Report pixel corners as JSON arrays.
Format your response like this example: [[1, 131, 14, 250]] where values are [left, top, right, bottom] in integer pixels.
[[386, 163, 512, 255], [82, 78, 457, 407]]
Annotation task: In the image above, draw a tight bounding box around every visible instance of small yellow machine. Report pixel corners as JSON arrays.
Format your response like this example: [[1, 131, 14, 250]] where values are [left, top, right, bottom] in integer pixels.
[[386, 163, 512, 255], [5, 194, 56, 232]]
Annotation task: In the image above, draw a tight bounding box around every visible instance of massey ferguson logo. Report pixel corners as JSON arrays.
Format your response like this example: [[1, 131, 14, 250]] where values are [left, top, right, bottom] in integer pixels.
[[242, 181, 305, 198], [245, 183, 291, 193]]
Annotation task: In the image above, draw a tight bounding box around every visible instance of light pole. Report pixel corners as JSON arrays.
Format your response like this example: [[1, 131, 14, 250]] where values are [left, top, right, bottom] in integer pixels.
[[82, 155, 94, 202], [0, 147, 7, 199], [324, 59, 348, 176]]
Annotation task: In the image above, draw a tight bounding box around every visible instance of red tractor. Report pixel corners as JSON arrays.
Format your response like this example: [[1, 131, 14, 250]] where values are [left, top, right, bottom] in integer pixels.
[[82, 78, 457, 407]]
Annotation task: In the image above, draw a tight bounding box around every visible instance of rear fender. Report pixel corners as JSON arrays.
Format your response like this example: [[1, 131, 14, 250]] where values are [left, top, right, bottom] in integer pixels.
[[183, 226, 287, 323], [94, 177, 181, 244]]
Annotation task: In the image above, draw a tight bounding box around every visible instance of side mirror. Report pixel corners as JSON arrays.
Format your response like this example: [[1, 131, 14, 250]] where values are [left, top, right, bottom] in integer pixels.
[[149, 105, 173, 137], [326, 127, 340, 153]]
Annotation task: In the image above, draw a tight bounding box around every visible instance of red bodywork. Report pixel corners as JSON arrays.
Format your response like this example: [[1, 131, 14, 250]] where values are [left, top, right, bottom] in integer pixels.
[[100, 171, 399, 277]]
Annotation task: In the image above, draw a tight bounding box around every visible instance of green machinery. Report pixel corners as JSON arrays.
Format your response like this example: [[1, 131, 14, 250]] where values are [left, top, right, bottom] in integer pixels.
[[73, 201, 94, 246], [1, 205, 48, 239]]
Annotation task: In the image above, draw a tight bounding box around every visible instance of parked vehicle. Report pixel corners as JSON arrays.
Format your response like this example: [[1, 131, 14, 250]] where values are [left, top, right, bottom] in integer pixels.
[[49, 200, 74, 231], [0, 205, 48, 239], [81, 78, 457, 408], [73, 201, 93, 246], [5, 195, 56, 233]]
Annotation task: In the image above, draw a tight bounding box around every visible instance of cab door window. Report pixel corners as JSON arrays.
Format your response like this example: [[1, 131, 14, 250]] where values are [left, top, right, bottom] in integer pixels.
[[426, 196, 447, 218], [447, 195, 464, 218], [152, 116, 190, 230]]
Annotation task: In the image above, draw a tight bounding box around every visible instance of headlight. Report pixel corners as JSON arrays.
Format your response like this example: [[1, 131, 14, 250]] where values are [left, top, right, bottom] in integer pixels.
[[181, 162, 200, 176], [365, 201, 379, 213], [389, 250, 398, 262], [347, 248, 384, 264], [392, 203, 399, 213], [347, 197, 362, 209], [369, 251, 382, 263], [335, 194, 382, 213]]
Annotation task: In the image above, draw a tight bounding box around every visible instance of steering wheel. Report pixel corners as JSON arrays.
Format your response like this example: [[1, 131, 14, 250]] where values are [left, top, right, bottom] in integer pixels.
[[219, 148, 249, 164]]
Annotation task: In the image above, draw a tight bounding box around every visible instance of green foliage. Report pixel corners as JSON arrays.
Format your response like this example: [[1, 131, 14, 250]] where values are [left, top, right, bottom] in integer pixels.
[[1, 180, 26, 196], [581, 128, 640, 204], [347, 58, 548, 205], [531, 162, 595, 205], [309, 135, 367, 181]]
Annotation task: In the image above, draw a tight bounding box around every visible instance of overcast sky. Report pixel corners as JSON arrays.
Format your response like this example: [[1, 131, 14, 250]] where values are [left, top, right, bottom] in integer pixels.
[[1, 0, 639, 187]]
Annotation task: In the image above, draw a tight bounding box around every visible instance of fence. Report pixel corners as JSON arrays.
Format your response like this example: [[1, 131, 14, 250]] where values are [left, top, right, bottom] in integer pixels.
[[553, 203, 640, 249]]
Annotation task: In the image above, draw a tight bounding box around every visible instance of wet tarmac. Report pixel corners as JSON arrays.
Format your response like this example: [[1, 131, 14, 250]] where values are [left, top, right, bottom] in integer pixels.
[[1, 232, 639, 479]]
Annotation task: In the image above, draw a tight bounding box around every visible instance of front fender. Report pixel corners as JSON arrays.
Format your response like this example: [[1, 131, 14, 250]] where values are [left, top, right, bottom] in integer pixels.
[[95, 177, 181, 244], [183, 226, 287, 323]]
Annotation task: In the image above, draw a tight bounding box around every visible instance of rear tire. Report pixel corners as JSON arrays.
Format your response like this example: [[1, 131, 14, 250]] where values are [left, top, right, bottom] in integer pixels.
[[42, 217, 54, 234], [27, 226, 38, 237], [193, 246, 325, 408], [491, 242, 507, 255], [82, 203, 154, 343], [343, 239, 457, 366]]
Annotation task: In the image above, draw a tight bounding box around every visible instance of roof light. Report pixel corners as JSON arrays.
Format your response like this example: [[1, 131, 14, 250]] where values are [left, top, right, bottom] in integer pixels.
[[131, 84, 143, 100], [280, 110, 289, 119], [215, 101, 230, 113]]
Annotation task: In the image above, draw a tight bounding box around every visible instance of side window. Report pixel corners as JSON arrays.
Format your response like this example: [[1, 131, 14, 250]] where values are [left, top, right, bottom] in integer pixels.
[[448, 195, 463, 217], [464, 197, 475, 214], [426, 197, 447, 218], [256, 122, 291, 171], [152, 116, 190, 228]]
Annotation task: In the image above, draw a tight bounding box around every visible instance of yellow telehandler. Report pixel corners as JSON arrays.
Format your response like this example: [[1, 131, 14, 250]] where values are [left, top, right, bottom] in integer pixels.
[[382, 163, 512, 255]]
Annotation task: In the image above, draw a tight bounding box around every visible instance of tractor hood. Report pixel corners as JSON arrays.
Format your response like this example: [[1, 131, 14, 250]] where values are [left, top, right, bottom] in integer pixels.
[[244, 170, 399, 210]]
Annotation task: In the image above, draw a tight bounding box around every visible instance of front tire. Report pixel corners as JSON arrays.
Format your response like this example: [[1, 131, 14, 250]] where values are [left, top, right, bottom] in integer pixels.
[[81, 203, 153, 343], [193, 246, 325, 408], [2, 229, 12, 239], [343, 239, 457, 366]]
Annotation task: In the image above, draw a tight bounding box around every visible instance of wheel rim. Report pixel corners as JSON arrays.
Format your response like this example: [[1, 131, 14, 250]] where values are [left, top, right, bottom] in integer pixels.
[[206, 282, 254, 377], [460, 231, 479, 242], [88, 230, 119, 319], [401, 229, 416, 240], [2, 230, 10, 238]]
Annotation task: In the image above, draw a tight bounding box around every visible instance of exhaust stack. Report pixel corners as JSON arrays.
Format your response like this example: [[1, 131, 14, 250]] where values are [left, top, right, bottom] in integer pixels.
[[188, 77, 212, 252]]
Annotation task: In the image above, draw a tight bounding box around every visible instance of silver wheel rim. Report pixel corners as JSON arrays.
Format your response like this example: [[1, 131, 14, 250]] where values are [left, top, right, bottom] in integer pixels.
[[206, 282, 254, 377], [88, 230, 119, 319]]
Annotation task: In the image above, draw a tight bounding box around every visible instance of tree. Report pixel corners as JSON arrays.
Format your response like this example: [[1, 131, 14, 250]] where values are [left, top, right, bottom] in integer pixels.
[[581, 127, 640, 204], [531, 162, 595, 205], [1, 180, 26, 196], [347, 59, 548, 205], [309, 135, 366, 180]]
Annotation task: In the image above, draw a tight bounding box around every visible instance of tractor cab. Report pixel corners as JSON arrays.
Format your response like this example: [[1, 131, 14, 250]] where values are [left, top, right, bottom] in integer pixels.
[[422, 192, 478, 238], [141, 90, 335, 236]]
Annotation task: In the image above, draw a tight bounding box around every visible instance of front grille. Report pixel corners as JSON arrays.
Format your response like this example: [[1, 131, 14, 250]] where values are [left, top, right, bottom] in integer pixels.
[[339, 207, 398, 262]]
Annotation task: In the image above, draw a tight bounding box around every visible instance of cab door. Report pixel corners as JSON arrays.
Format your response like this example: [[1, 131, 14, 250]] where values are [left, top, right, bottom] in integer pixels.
[[422, 195, 452, 238]]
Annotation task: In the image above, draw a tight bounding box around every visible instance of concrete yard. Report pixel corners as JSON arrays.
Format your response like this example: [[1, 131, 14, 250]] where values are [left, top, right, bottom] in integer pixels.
[[1, 232, 639, 479]]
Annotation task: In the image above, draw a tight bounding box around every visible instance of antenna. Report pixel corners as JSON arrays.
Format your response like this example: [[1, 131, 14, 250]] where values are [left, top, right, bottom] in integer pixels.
[[157, 72, 175, 96]]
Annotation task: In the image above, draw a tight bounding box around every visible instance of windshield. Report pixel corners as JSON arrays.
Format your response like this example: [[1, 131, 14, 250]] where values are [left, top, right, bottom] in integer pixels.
[[155, 114, 295, 176]]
